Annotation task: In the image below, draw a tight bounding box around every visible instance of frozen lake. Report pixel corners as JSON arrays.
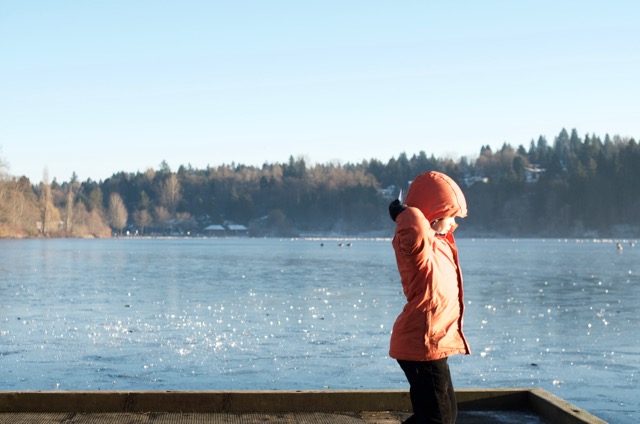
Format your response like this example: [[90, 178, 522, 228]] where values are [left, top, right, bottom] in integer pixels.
[[1, 237, 638, 422]]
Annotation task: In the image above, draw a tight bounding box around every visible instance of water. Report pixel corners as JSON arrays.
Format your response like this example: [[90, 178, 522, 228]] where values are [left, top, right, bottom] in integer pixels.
[[1, 238, 638, 422]]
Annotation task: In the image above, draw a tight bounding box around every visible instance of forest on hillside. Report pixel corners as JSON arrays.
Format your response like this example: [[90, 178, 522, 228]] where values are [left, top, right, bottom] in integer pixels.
[[1, 128, 639, 238]]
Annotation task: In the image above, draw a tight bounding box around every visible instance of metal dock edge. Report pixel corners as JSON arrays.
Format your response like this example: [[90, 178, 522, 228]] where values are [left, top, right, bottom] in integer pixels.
[[0, 389, 607, 423]]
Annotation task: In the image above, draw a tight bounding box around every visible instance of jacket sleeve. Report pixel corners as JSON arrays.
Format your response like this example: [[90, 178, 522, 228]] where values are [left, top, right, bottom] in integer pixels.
[[394, 207, 427, 256]]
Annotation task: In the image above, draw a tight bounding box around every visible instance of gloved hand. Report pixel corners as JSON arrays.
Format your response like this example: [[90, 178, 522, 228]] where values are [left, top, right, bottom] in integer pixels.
[[388, 199, 407, 222]]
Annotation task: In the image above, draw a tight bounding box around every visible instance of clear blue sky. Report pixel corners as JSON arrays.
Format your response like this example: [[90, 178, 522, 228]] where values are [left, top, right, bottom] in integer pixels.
[[1, 1, 638, 183]]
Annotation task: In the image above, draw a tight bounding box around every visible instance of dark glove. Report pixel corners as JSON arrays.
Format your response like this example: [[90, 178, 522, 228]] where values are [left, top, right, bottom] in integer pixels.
[[388, 199, 407, 222]]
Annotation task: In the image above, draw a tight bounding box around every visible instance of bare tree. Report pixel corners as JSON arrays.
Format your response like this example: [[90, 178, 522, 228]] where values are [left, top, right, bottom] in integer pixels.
[[159, 173, 181, 215], [133, 209, 152, 235], [153, 205, 171, 229], [71, 193, 109, 238], [108, 192, 128, 235], [8, 180, 31, 230], [87, 208, 111, 238], [39, 168, 60, 236], [63, 190, 74, 235], [62, 173, 80, 236]]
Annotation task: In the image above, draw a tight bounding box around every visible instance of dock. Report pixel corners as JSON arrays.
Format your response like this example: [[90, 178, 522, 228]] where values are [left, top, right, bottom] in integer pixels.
[[0, 389, 607, 423]]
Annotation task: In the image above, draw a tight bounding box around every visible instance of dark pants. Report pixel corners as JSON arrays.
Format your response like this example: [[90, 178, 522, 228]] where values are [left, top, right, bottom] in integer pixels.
[[398, 358, 457, 424]]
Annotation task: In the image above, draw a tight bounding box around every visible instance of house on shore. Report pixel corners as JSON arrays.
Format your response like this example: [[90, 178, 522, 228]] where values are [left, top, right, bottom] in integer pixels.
[[204, 223, 248, 237], [525, 164, 546, 183]]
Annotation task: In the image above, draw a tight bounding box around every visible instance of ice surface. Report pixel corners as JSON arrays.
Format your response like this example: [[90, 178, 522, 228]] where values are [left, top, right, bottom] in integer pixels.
[[0, 237, 637, 422]]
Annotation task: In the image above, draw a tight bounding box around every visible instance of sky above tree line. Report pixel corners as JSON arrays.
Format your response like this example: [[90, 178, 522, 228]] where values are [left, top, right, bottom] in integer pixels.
[[1, 1, 638, 183]]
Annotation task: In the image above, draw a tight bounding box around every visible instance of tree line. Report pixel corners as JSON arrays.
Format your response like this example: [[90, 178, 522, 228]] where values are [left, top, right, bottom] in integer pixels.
[[1, 128, 638, 238]]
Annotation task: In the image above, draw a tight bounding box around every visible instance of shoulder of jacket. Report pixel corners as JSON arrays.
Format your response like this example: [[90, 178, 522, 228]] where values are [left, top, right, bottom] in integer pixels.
[[397, 206, 426, 224]]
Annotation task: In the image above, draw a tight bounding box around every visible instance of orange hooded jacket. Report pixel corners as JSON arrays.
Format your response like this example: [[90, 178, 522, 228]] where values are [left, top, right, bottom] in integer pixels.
[[389, 171, 471, 361]]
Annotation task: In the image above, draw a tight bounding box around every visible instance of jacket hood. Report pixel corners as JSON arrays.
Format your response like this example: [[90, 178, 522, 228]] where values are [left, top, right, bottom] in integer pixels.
[[404, 171, 468, 223]]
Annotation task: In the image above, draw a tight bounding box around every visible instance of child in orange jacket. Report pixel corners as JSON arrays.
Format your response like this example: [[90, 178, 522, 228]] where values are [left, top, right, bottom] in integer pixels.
[[388, 171, 470, 424]]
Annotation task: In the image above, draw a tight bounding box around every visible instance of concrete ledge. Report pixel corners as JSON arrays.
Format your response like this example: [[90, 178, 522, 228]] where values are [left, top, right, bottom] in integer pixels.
[[527, 388, 608, 424], [0, 389, 607, 423], [0, 390, 409, 414]]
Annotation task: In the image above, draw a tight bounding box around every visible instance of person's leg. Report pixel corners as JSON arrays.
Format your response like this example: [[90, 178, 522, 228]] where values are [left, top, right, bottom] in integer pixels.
[[442, 359, 457, 422], [397, 359, 457, 424]]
